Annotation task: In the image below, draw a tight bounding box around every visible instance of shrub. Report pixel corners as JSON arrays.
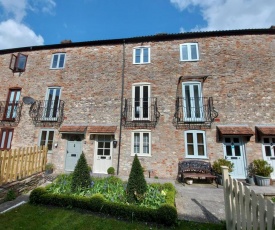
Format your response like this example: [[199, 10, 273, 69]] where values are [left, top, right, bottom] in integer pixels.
[[107, 167, 115, 175], [157, 204, 177, 225], [212, 158, 234, 174], [126, 154, 147, 203], [5, 189, 16, 201], [29, 187, 48, 204], [71, 152, 91, 193], [252, 159, 273, 177]]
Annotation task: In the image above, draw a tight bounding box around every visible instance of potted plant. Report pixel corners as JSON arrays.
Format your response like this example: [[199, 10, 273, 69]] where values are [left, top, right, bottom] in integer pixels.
[[212, 158, 234, 185], [45, 163, 54, 174], [246, 163, 256, 185], [252, 159, 273, 186]]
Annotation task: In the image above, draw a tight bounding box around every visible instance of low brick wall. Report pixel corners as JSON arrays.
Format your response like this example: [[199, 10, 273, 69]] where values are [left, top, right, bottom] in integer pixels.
[[0, 172, 45, 204]]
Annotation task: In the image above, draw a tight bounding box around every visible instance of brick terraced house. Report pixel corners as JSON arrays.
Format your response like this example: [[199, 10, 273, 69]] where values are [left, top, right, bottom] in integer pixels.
[[0, 27, 275, 180]]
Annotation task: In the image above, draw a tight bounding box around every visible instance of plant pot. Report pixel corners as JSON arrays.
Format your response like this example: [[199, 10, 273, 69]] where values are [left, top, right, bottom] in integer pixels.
[[45, 169, 53, 175], [255, 175, 270, 186], [216, 174, 223, 185], [246, 176, 255, 185]]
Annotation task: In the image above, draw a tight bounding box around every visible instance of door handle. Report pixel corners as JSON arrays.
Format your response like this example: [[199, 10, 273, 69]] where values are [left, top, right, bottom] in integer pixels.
[[225, 156, 227, 159], [67, 150, 68, 154]]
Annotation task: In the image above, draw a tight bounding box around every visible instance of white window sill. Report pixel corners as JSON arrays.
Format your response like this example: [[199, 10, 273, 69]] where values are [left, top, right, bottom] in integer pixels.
[[185, 156, 208, 159], [133, 62, 150, 65], [180, 59, 199, 62], [131, 154, 151, 157]]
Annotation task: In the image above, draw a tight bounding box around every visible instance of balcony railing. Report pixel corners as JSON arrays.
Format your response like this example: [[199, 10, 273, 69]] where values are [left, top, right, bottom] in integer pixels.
[[174, 97, 218, 129], [122, 97, 160, 128], [29, 100, 65, 125], [0, 101, 23, 125]]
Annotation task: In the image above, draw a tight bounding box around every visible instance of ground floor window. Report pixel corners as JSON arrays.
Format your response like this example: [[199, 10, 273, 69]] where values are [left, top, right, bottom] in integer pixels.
[[39, 129, 54, 153], [0, 128, 14, 150], [184, 130, 207, 158], [131, 130, 151, 156]]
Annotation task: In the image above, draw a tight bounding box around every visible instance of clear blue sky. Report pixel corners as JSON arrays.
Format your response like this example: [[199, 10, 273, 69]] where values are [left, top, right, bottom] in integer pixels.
[[0, 0, 274, 49]]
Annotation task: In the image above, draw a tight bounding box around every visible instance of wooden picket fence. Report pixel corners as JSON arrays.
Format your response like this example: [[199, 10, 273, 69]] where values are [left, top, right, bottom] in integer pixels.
[[221, 166, 275, 230], [0, 146, 47, 186]]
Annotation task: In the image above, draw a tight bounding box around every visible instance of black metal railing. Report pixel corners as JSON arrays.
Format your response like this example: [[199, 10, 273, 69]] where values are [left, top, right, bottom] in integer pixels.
[[174, 97, 218, 128], [122, 97, 160, 127], [0, 101, 23, 125], [29, 100, 65, 124]]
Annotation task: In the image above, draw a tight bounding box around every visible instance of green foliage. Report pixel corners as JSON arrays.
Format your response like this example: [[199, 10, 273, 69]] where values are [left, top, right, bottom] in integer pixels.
[[157, 204, 177, 225], [5, 189, 16, 201], [126, 154, 147, 203], [107, 167, 115, 175], [252, 159, 273, 177], [29, 187, 48, 204], [212, 158, 234, 174], [45, 163, 54, 170], [71, 152, 91, 193]]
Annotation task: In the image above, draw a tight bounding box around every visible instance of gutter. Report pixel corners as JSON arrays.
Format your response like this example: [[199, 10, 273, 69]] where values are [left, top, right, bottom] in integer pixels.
[[117, 40, 126, 175]]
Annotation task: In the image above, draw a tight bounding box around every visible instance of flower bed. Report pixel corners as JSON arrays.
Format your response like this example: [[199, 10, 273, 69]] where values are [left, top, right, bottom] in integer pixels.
[[30, 174, 177, 225]]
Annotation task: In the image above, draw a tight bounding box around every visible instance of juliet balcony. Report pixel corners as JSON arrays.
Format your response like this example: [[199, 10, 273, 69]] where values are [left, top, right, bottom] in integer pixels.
[[0, 101, 23, 126], [174, 97, 218, 129], [122, 97, 160, 128], [29, 100, 65, 126]]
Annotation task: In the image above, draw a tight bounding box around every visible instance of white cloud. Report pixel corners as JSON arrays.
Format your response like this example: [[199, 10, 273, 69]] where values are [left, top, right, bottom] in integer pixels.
[[0, 0, 56, 49], [0, 19, 44, 49], [170, 0, 275, 31]]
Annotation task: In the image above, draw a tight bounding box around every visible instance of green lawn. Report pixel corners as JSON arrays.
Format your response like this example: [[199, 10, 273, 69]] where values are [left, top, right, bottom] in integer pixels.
[[0, 203, 225, 230]]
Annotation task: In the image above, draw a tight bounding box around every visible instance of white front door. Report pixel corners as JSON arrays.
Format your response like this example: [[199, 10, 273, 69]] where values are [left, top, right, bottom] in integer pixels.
[[223, 136, 246, 179], [93, 135, 113, 174], [262, 137, 275, 179]]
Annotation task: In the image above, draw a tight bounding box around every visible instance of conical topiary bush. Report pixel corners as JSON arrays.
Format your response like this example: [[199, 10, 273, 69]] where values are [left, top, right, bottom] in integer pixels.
[[71, 152, 91, 193], [126, 154, 147, 203]]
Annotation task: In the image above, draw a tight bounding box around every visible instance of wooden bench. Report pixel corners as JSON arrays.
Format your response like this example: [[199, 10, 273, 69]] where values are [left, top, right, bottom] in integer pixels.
[[178, 160, 218, 187]]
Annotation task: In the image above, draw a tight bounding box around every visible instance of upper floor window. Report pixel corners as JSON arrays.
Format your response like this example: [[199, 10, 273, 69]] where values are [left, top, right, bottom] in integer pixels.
[[180, 43, 199, 61], [50, 53, 66, 69], [184, 130, 207, 158], [131, 129, 151, 156], [39, 129, 54, 153], [0, 128, 14, 150], [133, 47, 150, 64], [3, 88, 21, 121], [182, 82, 204, 122], [43, 87, 62, 121], [9, 53, 28, 72], [132, 83, 151, 120]]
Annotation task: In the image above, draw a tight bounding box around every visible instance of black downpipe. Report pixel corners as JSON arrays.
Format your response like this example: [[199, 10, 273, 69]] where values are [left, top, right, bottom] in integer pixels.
[[117, 40, 125, 175]]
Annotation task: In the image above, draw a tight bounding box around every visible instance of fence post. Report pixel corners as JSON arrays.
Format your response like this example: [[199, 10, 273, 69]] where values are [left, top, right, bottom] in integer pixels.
[[221, 166, 232, 230]]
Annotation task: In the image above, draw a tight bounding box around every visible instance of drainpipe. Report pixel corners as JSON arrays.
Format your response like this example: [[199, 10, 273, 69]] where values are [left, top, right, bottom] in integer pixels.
[[117, 40, 125, 175]]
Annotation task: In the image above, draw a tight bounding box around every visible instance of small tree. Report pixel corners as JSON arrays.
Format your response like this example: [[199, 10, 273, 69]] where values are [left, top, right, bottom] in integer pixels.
[[71, 152, 91, 193], [126, 154, 147, 203]]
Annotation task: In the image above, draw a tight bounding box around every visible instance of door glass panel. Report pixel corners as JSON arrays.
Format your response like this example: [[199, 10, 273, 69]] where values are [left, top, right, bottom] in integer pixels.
[[233, 138, 239, 143], [226, 145, 232, 156], [193, 85, 200, 118], [235, 146, 241, 156], [40, 131, 47, 146], [198, 145, 204, 156], [98, 142, 104, 148], [104, 149, 110, 156], [98, 149, 103, 155], [272, 138, 275, 143], [187, 144, 194, 155], [184, 85, 191, 118], [134, 86, 140, 118], [104, 135, 111, 141], [265, 146, 271, 156], [143, 86, 149, 118], [105, 142, 110, 149]]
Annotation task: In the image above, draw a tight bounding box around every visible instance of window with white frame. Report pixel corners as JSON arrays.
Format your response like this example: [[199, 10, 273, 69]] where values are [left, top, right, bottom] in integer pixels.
[[184, 130, 207, 158], [133, 47, 150, 64], [50, 53, 66, 69], [131, 130, 151, 156], [182, 82, 204, 121], [180, 43, 199, 61], [39, 130, 54, 153], [262, 137, 275, 157], [132, 83, 151, 120]]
